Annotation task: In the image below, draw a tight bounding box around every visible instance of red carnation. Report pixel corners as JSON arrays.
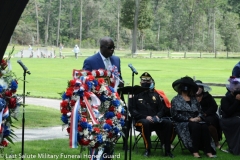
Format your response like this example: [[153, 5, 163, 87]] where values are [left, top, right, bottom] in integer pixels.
[[98, 78, 105, 85], [61, 107, 69, 114], [116, 112, 122, 119], [79, 139, 90, 145], [60, 101, 68, 108], [81, 117, 87, 122], [1, 140, 8, 147], [108, 106, 115, 111], [108, 132, 113, 138], [78, 126, 83, 132], [69, 79, 76, 87], [70, 100, 76, 106], [4, 90, 12, 97], [8, 97, 17, 109], [88, 75, 95, 81], [66, 87, 74, 97], [105, 119, 113, 126], [93, 127, 100, 133], [80, 101, 86, 107], [95, 85, 100, 91], [1, 59, 8, 69]]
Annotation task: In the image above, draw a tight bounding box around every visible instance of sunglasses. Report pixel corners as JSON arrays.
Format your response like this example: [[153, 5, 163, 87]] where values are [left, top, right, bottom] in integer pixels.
[[102, 45, 115, 50]]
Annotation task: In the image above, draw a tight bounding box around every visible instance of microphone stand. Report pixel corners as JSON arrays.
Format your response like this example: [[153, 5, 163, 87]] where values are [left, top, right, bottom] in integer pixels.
[[129, 72, 134, 160], [17, 60, 30, 160]]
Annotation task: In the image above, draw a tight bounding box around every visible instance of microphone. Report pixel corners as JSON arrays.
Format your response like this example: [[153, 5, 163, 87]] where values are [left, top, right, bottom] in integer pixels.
[[128, 64, 138, 75], [17, 60, 31, 75]]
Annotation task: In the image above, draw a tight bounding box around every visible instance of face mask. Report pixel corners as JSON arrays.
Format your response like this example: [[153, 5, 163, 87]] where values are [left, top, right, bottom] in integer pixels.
[[149, 82, 154, 89], [141, 82, 151, 88]]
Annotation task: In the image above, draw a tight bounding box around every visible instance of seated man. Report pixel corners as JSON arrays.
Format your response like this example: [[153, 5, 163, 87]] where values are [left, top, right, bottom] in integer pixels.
[[131, 72, 174, 158]]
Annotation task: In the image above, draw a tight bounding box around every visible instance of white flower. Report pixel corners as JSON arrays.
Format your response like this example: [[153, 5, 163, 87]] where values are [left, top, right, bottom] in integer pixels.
[[83, 129, 89, 136], [0, 78, 8, 89]]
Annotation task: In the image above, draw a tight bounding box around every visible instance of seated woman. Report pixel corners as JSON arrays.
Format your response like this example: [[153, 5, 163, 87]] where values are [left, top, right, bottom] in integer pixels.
[[195, 80, 222, 148], [171, 76, 216, 158], [220, 76, 240, 155]]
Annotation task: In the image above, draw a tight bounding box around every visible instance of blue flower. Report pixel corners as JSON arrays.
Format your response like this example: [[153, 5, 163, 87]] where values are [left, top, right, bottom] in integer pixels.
[[93, 80, 98, 87], [97, 134, 103, 143], [80, 121, 88, 129], [103, 124, 112, 132], [75, 89, 84, 97], [61, 92, 68, 100], [105, 112, 115, 119], [111, 99, 120, 107], [61, 114, 68, 124], [3, 125, 10, 137], [0, 85, 3, 93], [10, 80, 18, 90], [99, 94, 107, 102], [120, 118, 125, 127], [113, 127, 119, 134], [0, 98, 6, 111], [87, 124, 92, 132], [121, 108, 125, 115], [86, 81, 92, 91]]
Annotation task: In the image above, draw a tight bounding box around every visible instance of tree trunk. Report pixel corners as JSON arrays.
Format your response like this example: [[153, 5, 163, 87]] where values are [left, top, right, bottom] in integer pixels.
[[45, 0, 51, 46], [132, 0, 140, 55], [116, 0, 120, 49], [34, 0, 39, 45], [79, 0, 83, 48], [57, 0, 62, 47], [69, 1, 73, 39]]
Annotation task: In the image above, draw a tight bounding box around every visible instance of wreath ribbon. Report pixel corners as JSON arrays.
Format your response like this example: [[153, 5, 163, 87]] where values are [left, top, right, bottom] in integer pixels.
[[69, 99, 81, 148]]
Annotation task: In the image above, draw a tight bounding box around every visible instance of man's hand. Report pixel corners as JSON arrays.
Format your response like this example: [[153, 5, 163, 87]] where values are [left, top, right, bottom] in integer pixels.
[[146, 116, 154, 123]]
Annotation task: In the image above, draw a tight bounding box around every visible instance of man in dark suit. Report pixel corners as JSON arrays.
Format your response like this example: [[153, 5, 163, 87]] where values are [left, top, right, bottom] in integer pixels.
[[83, 36, 123, 82], [82, 37, 125, 159]]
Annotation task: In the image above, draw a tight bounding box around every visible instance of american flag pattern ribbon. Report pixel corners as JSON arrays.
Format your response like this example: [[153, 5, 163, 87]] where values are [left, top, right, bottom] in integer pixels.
[[69, 99, 81, 148], [83, 95, 100, 125]]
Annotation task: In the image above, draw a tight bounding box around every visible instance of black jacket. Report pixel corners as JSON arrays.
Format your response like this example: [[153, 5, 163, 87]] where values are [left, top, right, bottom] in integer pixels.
[[221, 93, 240, 118], [132, 90, 166, 121]]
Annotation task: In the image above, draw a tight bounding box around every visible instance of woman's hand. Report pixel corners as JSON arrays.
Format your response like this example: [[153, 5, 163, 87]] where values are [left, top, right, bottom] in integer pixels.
[[189, 117, 201, 122]]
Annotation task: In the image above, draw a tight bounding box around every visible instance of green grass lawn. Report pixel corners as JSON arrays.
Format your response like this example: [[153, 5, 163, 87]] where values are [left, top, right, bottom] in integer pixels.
[[2, 137, 237, 160], [12, 105, 60, 128], [6, 56, 237, 102]]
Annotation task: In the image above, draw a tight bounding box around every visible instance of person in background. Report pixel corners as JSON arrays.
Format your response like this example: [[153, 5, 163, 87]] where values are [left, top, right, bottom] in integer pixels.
[[232, 61, 240, 78], [195, 80, 222, 149], [171, 76, 216, 158], [220, 76, 240, 155], [131, 72, 174, 158], [73, 44, 80, 59]]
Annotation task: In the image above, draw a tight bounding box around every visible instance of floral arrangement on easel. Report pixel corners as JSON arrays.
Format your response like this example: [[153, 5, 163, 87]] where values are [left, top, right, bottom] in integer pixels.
[[0, 47, 21, 157], [60, 67, 125, 158]]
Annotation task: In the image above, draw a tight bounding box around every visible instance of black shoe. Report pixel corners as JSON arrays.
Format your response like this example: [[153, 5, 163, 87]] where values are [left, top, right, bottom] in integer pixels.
[[165, 151, 174, 158], [144, 149, 151, 157]]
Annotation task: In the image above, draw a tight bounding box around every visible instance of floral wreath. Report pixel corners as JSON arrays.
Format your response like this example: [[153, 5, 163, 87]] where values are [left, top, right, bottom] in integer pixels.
[[0, 47, 20, 155], [60, 66, 125, 157]]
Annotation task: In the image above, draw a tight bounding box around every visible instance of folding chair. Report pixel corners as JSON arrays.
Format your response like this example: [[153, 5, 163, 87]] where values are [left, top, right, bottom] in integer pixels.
[[132, 119, 162, 153], [217, 106, 228, 153]]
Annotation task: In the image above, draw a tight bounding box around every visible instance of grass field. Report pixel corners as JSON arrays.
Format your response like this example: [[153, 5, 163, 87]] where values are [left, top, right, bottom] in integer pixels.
[[12, 105, 60, 128], [6, 51, 238, 104], [2, 137, 237, 160], [3, 45, 240, 159]]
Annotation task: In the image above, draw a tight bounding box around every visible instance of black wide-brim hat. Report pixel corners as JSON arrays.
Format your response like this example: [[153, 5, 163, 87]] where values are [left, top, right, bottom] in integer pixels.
[[172, 76, 198, 92]]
